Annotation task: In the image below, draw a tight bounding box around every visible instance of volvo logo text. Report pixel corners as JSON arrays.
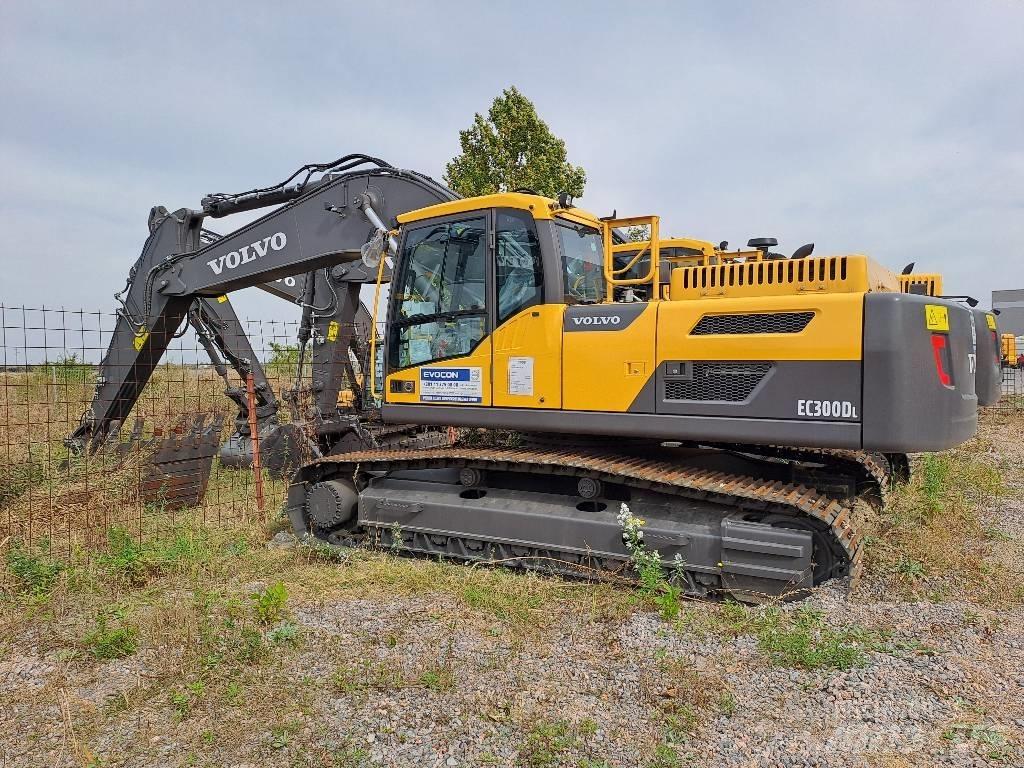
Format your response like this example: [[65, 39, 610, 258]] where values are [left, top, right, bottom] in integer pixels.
[[571, 316, 621, 327], [207, 232, 288, 275]]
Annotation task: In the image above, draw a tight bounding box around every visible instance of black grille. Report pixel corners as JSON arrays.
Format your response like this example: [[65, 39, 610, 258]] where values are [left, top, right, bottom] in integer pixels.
[[664, 362, 772, 402], [690, 312, 813, 335]]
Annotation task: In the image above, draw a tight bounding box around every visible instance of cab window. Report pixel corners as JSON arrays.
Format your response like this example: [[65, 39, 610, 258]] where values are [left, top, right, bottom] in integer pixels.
[[496, 209, 544, 323], [389, 216, 487, 369], [556, 220, 605, 303]]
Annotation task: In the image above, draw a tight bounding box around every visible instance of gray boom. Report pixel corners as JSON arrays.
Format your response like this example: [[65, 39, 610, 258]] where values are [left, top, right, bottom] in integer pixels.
[[70, 157, 456, 450]]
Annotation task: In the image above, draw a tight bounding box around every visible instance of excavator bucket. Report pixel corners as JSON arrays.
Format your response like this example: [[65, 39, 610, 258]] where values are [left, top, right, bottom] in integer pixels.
[[95, 414, 224, 510], [261, 422, 321, 480]]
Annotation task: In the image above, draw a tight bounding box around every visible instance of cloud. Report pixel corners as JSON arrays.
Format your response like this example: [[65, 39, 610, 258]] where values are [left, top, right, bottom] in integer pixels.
[[1, 0, 1021, 321]]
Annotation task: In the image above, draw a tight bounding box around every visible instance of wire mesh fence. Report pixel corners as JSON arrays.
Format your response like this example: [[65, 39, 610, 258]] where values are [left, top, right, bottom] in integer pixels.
[[0, 304, 315, 561], [994, 334, 1024, 412], [2, 304, 1021, 562]]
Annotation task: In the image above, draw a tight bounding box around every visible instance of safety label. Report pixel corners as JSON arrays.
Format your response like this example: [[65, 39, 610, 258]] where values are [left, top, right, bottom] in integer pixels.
[[420, 366, 483, 403], [508, 356, 534, 396], [925, 304, 949, 332]]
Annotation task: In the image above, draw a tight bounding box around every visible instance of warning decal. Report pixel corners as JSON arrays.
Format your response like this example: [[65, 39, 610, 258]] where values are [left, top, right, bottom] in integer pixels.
[[925, 304, 949, 332]]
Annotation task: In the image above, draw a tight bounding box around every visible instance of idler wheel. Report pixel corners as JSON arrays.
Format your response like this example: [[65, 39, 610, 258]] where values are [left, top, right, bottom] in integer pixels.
[[305, 479, 358, 531]]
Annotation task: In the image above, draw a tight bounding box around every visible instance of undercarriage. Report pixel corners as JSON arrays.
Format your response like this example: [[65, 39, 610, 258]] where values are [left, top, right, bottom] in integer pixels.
[[287, 436, 898, 603]]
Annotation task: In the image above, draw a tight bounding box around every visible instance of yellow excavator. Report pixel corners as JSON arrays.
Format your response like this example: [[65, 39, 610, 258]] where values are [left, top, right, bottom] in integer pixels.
[[71, 155, 998, 601], [1003, 334, 1019, 367]]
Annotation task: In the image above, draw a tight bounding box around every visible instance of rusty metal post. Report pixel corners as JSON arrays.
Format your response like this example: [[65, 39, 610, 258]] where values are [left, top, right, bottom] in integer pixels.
[[245, 373, 265, 515]]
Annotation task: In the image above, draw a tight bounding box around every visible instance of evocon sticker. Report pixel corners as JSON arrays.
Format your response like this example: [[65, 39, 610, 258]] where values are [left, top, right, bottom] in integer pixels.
[[207, 232, 288, 275], [419, 366, 482, 403]]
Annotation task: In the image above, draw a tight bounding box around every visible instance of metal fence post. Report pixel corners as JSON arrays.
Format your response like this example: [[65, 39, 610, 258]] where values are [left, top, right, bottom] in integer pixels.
[[245, 372, 265, 515]]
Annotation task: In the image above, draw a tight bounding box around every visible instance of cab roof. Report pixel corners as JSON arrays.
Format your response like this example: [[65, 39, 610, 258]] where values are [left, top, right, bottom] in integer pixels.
[[396, 192, 604, 229]]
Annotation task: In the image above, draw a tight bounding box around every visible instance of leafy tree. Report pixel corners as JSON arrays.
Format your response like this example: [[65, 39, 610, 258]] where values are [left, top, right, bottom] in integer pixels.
[[444, 87, 586, 199], [626, 225, 651, 242]]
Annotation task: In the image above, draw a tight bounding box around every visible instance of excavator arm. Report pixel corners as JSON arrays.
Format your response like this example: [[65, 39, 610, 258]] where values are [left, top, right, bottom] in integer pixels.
[[69, 156, 456, 452]]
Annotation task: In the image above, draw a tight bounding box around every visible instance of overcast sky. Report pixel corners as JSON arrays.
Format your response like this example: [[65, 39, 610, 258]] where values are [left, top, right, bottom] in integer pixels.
[[1, 1, 1021, 329]]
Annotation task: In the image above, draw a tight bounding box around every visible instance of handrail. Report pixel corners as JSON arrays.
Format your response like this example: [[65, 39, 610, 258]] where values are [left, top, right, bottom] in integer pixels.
[[602, 215, 661, 300]]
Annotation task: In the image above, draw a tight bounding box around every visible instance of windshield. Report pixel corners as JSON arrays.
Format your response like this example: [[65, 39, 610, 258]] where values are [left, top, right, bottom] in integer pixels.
[[555, 220, 605, 303]]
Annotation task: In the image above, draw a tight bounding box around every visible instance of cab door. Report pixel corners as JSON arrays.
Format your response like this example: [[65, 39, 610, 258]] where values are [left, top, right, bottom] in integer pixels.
[[384, 213, 493, 406], [491, 208, 562, 408]]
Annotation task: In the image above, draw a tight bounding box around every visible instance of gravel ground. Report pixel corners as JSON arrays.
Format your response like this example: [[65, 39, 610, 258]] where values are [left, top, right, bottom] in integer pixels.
[[5, 585, 1020, 767], [284, 587, 1024, 768], [2, 416, 1022, 767]]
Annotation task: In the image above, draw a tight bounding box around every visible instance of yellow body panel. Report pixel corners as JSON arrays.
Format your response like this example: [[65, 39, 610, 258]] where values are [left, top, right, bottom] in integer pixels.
[[657, 293, 864, 362], [563, 305, 657, 411], [669, 255, 897, 301], [385, 338, 493, 406], [397, 193, 604, 227], [1003, 334, 1018, 362], [492, 304, 564, 408], [899, 273, 943, 296]]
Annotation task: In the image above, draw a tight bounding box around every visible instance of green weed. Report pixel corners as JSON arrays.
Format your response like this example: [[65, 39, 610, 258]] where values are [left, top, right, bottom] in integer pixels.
[[942, 723, 1015, 762], [683, 603, 878, 670], [417, 665, 455, 691], [98, 528, 146, 584], [251, 581, 289, 624], [0, 461, 47, 507], [753, 607, 871, 670], [170, 690, 191, 718], [267, 622, 302, 647], [646, 742, 683, 768], [5, 542, 63, 595], [718, 691, 737, 716], [896, 558, 926, 578], [617, 503, 684, 620], [921, 454, 951, 514], [82, 614, 138, 659], [95, 526, 213, 586], [462, 582, 543, 626], [331, 661, 404, 694], [520, 719, 576, 768]]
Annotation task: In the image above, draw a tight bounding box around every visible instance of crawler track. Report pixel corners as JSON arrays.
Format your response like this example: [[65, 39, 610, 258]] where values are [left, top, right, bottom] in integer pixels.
[[290, 443, 895, 601]]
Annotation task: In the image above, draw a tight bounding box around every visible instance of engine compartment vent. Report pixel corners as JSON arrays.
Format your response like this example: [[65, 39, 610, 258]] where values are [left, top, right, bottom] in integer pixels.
[[690, 312, 814, 335], [664, 362, 772, 402]]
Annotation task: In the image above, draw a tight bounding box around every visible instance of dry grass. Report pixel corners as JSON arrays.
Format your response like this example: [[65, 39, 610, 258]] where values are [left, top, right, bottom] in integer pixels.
[[0, 366, 295, 557], [858, 410, 1024, 605], [0, 514, 641, 765], [2, 404, 1023, 764]]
